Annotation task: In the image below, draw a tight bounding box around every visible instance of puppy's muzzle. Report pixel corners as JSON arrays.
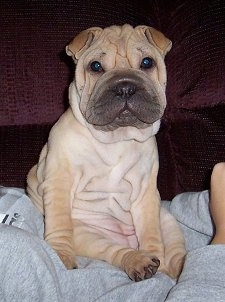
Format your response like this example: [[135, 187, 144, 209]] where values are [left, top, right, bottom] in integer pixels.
[[84, 72, 165, 131]]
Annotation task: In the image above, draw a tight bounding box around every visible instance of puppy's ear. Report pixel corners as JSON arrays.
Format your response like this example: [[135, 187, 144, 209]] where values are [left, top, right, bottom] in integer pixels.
[[66, 27, 103, 62], [136, 26, 172, 56]]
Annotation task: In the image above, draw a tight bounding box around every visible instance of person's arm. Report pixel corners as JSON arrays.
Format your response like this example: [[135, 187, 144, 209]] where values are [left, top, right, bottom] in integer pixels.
[[210, 162, 225, 244]]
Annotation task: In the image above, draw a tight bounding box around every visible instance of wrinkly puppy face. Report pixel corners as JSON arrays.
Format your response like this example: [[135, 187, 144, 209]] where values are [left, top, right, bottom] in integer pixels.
[[67, 24, 172, 142]]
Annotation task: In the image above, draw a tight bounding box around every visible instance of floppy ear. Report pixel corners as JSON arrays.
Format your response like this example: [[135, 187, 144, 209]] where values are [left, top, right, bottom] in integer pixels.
[[66, 27, 103, 62], [136, 26, 172, 56]]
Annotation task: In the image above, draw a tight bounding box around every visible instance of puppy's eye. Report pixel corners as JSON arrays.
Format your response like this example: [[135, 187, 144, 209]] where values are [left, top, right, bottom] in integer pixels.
[[140, 57, 154, 69], [90, 61, 103, 72]]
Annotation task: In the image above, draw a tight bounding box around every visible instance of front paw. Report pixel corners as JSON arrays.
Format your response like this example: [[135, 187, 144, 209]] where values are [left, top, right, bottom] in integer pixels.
[[56, 250, 77, 269], [122, 250, 160, 282]]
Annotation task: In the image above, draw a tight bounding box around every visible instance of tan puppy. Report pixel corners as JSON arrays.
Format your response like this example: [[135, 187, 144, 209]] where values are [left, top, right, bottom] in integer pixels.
[[27, 24, 186, 282]]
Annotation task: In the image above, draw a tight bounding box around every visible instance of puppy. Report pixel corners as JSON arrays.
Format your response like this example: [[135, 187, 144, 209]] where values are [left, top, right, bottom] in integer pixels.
[[27, 24, 186, 281]]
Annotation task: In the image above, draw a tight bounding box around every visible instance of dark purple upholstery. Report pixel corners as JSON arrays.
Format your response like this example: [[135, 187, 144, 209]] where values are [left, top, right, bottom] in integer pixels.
[[151, 0, 225, 198], [0, 0, 152, 187], [1, 0, 225, 200]]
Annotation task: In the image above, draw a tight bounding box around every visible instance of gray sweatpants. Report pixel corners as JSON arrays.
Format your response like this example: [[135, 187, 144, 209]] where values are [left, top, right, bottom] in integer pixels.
[[0, 186, 225, 302]]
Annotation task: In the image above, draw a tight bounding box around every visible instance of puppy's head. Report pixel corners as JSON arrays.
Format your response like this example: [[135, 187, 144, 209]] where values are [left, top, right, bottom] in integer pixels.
[[66, 24, 171, 143]]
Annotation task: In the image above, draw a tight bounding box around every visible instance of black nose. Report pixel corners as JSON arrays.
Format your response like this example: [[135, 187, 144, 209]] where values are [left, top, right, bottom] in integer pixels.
[[114, 82, 136, 99]]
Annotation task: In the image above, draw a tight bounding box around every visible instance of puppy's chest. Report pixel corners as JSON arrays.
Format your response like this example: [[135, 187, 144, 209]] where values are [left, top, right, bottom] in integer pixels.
[[72, 142, 153, 222]]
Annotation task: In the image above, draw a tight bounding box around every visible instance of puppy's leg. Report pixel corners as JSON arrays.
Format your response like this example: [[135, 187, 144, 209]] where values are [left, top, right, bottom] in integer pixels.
[[27, 161, 76, 269], [131, 165, 167, 274], [160, 207, 186, 279], [42, 168, 77, 269], [73, 220, 160, 282]]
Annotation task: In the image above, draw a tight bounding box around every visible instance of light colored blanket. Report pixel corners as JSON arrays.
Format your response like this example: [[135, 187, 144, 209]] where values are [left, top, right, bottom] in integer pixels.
[[0, 186, 224, 302]]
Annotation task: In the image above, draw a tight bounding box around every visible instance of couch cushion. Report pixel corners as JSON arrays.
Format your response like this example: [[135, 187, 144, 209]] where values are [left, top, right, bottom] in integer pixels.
[[149, 0, 225, 199], [149, 0, 225, 109], [157, 105, 225, 199], [0, 124, 51, 188]]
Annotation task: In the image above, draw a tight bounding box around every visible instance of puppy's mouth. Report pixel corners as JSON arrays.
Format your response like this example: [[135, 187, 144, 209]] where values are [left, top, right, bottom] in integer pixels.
[[115, 109, 139, 127], [83, 73, 164, 131]]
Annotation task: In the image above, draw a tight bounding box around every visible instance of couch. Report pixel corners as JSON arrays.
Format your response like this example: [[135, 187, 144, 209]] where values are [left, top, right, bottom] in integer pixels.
[[1, 0, 225, 201]]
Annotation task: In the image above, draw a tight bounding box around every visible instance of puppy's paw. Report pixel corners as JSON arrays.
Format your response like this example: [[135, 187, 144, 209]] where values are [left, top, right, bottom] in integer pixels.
[[56, 250, 77, 269], [122, 250, 160, 282]]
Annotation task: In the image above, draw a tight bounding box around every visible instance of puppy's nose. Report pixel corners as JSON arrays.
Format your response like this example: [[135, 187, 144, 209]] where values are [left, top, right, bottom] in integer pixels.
[[115, 82, 136, 99]]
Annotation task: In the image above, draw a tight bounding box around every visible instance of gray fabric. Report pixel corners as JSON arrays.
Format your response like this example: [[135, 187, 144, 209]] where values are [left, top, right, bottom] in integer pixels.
[[161, 190, 213, 251], [167, 246, 225, 302], [0, 186, 225, 301]]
